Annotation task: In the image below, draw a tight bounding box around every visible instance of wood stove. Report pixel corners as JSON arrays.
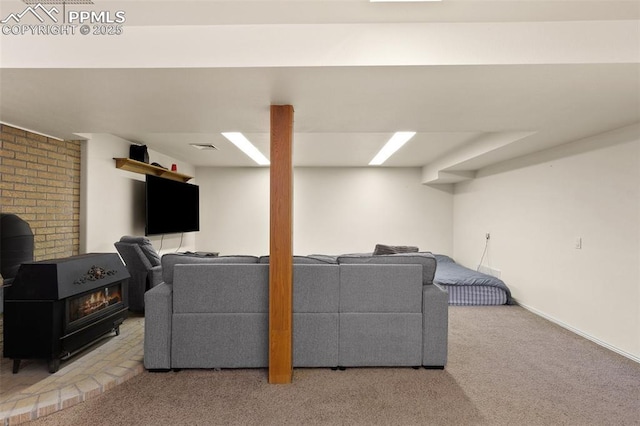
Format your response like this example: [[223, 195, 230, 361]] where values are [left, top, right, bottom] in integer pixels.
[[3, 253, 129, 373]]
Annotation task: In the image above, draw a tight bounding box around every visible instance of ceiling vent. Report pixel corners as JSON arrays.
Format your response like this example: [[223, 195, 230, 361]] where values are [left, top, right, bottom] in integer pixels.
[[189, 143, 219, 151]]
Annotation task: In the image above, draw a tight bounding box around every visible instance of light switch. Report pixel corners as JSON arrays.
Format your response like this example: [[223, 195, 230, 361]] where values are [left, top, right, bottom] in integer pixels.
[[575, 237, 582, 249]]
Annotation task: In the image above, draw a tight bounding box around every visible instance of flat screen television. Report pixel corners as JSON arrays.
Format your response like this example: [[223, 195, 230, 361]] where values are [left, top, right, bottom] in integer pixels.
[[145, 174, 200, 235]]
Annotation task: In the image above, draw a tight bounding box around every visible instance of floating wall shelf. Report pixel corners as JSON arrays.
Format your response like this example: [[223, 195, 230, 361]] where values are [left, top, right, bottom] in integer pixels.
[[113, 158, 192, 182]]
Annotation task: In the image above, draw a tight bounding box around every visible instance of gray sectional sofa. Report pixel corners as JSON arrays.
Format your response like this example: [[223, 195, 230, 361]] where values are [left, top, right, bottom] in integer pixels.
[[144, 252, 448, 370]]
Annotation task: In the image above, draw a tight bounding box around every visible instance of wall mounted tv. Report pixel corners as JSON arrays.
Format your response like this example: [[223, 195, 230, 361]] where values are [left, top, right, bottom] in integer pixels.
[[145, 174, 200, 235]]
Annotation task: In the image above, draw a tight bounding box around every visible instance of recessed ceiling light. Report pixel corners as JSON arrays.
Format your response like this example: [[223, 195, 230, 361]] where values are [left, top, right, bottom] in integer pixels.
[[189, 143, 218, 151], [369, 131, 416, 166], [221, 132, 270, 166]]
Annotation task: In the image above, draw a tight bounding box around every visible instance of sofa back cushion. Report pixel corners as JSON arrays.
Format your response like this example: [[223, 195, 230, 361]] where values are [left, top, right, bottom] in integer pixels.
[[337, 252, 437, 285], [259, 255, 338, 265], [339, 264, 423, 313], [161, 253, 259, 284], [293, 264, 340, 313], [173, 264, 268, 313]]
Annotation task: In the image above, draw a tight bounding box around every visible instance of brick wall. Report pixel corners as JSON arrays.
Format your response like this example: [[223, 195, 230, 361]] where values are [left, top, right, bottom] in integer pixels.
[[0, 124, 81, 260]]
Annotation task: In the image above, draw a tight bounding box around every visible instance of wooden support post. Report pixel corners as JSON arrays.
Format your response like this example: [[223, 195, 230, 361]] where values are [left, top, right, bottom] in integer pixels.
[[269, 105, 294, 384]]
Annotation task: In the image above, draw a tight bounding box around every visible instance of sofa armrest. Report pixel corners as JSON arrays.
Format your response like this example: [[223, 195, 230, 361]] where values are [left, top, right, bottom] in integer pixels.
[[144, 283, 173, 370], [422, 283, 449, 367], [148, 265, 163, 288]]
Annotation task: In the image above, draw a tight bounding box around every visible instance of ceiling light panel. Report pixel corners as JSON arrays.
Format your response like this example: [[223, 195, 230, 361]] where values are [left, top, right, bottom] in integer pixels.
[[369, 131, 416, 166], [221, 132, 270, 166]]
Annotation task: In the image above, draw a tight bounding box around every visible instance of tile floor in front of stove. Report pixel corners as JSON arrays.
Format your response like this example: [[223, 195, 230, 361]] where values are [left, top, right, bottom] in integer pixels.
[[0, 313, 144, 425]]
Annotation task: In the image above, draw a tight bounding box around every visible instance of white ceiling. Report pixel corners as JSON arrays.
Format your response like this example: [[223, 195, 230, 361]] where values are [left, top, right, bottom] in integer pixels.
[[0, 0, 638, 182], [34, 0, 640, 26]]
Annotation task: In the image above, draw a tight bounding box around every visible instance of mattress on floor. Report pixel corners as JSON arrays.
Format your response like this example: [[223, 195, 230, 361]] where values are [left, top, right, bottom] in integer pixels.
[[434, 254, 513, 306], [439, 283, 509, 306]]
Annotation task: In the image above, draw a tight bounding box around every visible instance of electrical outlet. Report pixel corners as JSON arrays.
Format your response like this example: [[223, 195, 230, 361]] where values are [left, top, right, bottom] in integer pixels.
[[575, 237, 582, 249], [485, 233, 490, 240]]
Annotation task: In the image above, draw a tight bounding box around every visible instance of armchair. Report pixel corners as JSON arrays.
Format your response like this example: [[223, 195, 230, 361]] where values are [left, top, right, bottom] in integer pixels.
[[114, 236, 162, 312]]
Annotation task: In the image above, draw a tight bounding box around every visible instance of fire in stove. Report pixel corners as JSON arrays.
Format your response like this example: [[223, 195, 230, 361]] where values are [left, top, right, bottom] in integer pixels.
[[68, 285, 123, 323]]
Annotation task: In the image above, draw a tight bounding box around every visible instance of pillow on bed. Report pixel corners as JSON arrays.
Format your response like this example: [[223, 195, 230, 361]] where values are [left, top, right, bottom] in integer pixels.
[[373, 244, 419, 255], [434, 254, 455, 264]]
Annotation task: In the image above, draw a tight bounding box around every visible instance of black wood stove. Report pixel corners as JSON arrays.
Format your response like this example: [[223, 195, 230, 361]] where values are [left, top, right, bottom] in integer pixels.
[[3, 253, 129, 373]]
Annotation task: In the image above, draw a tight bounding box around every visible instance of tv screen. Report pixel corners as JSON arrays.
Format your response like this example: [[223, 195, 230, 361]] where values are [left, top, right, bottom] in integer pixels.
[[145, 174, 200, 235]]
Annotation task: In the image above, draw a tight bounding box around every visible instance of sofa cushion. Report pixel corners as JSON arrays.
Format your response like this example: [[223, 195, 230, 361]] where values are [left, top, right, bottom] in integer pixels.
[[339, 264, 423, 313], [339, 313, 422, 367], [161, 253, 259, 284], [173, 264, 268, 313], [307, 254, 339, 264], [259, 255, 338, 265], [336, 252, 372, 258], [294, 313, 339, 367], [172, 313, 268, 368], [337, 252, 437, 285], [373, 244, 419, 255], [294, 264, 340, 312]]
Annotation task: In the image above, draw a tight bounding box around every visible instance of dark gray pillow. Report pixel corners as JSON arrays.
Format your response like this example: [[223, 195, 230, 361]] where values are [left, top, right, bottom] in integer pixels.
[[373, 244, 419, 255]]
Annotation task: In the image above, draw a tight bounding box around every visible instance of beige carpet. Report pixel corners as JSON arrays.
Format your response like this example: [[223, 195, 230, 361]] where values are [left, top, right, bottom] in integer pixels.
[[30, 306, 640, 425]]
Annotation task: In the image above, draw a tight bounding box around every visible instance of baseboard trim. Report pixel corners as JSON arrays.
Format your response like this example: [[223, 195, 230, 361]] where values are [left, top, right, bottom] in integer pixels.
[[514, 299, 640, 364]]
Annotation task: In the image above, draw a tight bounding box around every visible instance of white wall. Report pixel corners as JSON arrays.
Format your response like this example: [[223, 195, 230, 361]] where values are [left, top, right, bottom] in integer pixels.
[[195, 167, 453, 256], [294, 168, 452, 255], [81, 134, 197, 255], [195, 167, 270, 255], [453, 124, 640, 360]]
